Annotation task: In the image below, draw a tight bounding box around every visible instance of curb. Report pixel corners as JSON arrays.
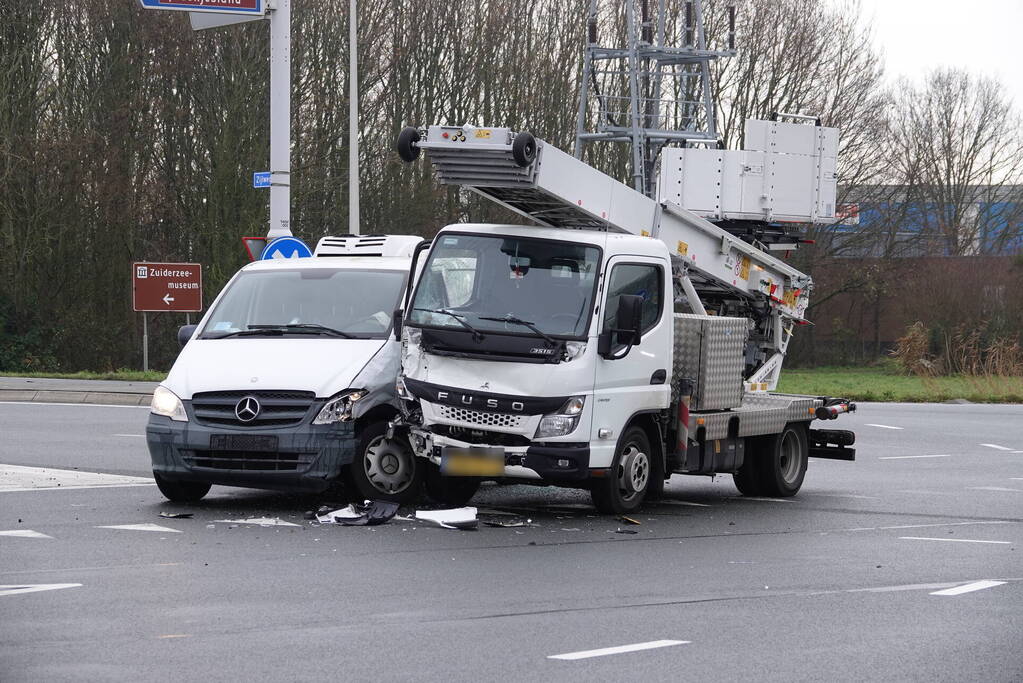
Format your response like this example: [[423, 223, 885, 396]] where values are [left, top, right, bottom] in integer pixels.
[[0, 390, 152, 406]]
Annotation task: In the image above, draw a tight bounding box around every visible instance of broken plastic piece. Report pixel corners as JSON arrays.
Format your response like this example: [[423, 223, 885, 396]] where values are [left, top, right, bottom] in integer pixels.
[[415, 507, 478, 530], [614, 528, 638, 534], [618, 516, 641, 525], [158, 512, 193, 519], [316, 500, 400, 526]]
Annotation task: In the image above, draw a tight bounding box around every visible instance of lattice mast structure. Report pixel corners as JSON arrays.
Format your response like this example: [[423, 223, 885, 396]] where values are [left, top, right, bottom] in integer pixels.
[[574, 0, 736, 198]]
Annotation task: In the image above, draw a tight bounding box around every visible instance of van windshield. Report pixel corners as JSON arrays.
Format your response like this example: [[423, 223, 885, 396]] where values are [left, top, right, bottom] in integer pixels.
[[199, 268, 407, 339]]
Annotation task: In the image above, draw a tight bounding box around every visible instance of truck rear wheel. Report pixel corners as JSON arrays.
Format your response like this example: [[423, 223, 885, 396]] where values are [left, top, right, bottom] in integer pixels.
[[424, 463, 480, 507], [154, 472, 211, 503], [348, 422, 423, 504], [755, 423, 808, 497], [591, 426, 651, 514], [732, 452, 762, 496]]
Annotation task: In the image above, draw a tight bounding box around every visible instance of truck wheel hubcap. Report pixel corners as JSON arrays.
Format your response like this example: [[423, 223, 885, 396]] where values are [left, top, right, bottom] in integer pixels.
[[619, 445, 649, 497], [364, 437, 414, 494]]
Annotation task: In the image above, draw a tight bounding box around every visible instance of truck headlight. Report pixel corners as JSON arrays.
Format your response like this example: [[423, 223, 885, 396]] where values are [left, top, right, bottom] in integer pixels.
[[151, 386, 187, 422], [534, 396, 585, 439], [395, 375, 414, 401], [313, 389, 368, 424]]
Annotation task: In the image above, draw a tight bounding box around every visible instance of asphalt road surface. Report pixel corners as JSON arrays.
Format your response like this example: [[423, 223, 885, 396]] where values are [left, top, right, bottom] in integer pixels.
[[2, 400, 1021, 682]]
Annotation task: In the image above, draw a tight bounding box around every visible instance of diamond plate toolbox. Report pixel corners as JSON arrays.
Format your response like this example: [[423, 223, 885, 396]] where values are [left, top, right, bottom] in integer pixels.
[[672, 314, 747, 410]]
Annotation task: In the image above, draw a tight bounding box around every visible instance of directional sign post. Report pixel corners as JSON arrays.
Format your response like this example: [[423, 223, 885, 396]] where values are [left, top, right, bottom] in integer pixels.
[[260, 236, 312, 260], [133, 262, 203, 372]]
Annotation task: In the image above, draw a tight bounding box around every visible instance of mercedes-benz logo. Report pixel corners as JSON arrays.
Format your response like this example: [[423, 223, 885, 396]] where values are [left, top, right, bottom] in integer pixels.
[[235, 396, 261, 423]]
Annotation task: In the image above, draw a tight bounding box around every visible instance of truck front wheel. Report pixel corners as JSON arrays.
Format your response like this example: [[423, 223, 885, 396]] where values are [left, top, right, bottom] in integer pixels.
[[591, 426, 651, 514], [424, 464, 480, 506], [348, 422, 423, 504]]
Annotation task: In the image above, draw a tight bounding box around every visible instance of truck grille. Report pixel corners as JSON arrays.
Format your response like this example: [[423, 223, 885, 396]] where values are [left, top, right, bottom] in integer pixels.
[[190, 391, 316, 428], [183, 449, 316, 472], [437, 405, 525, 429]]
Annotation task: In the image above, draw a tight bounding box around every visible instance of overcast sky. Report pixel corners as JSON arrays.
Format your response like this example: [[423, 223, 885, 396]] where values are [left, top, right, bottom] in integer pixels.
[[856, 0, 1023, 108]]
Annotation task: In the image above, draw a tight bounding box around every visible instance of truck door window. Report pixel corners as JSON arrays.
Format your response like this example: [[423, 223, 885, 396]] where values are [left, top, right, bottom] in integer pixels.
[[603, 263, 663, 335]]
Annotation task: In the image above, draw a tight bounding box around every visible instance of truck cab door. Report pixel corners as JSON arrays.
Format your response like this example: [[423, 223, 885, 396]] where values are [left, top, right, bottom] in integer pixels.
[[589, 255, 672, 467]]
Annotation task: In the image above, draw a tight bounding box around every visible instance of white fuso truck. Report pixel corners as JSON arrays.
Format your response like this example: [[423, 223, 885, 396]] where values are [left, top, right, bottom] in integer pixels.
[[146, 235, 428, 504], [392, 121, 856, 513]]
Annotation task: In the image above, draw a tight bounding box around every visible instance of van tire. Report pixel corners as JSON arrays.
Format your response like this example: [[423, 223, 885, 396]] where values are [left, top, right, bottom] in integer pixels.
[[590, 426, 651, 514], [154, 472, 211, 502], [424, 463, 480, 507], [347, 422, 423, 504]]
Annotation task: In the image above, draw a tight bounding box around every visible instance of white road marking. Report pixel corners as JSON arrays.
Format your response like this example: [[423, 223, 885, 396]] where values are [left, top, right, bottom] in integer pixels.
[[0, 583, 81, 597], [850, 582, 959, 593], [548, 640, 690, 660], [113, 434, 146, 438], [967, 486, 1023, 493], [865, 423, 903, 430], [846, 521, 1013, 532], [879, 454, 950, 460], [0, 401, 148, 409], [899, 537, 1011, 545], [0, 464, 154, 493], [0, 530, 53, 539], [930, 580, 1007, 596], [97, 524, 181, 533], [1011, 478, 1023, 481], [980, 443, 1013, 451], [213, 517, 301, 527]]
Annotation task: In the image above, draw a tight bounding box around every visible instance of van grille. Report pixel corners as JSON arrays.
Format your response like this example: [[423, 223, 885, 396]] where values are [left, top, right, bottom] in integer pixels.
[[183, 449, 316, 472], [190, 390, 316, 428]]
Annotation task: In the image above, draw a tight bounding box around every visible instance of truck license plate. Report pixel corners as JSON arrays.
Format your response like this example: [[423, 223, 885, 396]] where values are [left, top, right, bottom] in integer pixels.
[[210, 434, 279, 452], [441, 447, 505, 477]]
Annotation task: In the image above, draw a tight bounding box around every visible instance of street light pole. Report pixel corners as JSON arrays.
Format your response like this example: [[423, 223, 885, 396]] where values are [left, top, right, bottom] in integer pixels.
[[267, 0, 291, 239], [348, 0, 360, 235]]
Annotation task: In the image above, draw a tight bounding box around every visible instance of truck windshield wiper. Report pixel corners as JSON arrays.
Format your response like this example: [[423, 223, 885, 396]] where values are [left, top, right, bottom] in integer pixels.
[[478, 314, 559, 347], [209, 324, 355, 339], [412, 308, 485, 342]]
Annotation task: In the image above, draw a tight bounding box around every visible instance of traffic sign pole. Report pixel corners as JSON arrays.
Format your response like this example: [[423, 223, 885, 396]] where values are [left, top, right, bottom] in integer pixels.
[[348, 0, 359, 236], [143, 313, 149, 373], [268, 0, 291, 239]]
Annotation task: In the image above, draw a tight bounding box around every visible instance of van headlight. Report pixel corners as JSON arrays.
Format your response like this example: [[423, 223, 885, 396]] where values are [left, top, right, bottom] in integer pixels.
[[151, 386, 188, 422], [313, 389, 368, 424], [534, 396, 585, 439]]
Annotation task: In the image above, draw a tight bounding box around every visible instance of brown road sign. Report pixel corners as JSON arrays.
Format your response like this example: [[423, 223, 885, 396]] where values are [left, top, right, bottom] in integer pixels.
[[133, 262, 203, 312]]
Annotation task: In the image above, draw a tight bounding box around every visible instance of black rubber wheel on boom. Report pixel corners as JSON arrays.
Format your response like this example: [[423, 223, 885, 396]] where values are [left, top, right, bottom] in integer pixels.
[[511, 132, 537, 167], [154, 472, 211, 503], [756, 423, 809, 497], [424, 463, 481, 507], [396, 127, 421, 163], [590, 426, 652, 514]]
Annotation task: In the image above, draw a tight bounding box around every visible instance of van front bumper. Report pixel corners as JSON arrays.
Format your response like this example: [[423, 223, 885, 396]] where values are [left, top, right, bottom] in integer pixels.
[[146, 414, 357, 493]]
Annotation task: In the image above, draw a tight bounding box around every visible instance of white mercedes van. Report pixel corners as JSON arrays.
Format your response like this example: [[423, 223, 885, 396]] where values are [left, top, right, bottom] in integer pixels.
[[146, 235, 425, 504]]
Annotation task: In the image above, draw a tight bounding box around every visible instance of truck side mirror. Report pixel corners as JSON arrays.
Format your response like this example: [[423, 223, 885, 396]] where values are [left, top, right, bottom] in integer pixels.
[[177, 324, 197, 348], [598, 294, 644, 359], [615, 294, 644, 346], [392, 309, 403, 341]]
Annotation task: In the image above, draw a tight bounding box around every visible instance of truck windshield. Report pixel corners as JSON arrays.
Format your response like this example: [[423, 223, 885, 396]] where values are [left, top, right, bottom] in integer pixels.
[[199, 268, 406, 339], [407, 233, 601, 339]]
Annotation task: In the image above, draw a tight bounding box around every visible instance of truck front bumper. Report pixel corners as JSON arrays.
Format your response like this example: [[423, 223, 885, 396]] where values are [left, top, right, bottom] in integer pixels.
[[417, 431, 590, 483], [146, 414, 357, 493]]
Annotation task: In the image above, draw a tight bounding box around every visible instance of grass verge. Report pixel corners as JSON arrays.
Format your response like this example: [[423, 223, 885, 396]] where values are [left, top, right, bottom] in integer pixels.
[[2, 370, 167, 382], [778, 366, 1023, 403]]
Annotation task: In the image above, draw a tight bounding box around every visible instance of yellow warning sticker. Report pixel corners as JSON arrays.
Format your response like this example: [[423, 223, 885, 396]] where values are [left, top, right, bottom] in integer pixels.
[[739, 256, 751, 280], [641, 230, 650, 237], [474, 129, 492, 139], [677, 241, 688, 256], [783, 290, 798, 307]]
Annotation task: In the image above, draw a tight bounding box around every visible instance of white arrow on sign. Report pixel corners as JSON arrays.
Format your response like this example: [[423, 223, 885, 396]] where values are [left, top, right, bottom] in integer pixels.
[[163, 294, 175, 305], [0, 583, 81, 597]]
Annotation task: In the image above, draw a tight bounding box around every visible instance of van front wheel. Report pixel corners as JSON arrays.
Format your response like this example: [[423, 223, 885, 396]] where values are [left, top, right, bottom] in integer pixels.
[[348, 422, 423, 504]]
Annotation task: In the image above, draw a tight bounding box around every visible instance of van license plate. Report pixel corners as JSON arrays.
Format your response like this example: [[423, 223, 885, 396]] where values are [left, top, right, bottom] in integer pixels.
[[210, 434, 279, 452], [441, 447, 505, 476]]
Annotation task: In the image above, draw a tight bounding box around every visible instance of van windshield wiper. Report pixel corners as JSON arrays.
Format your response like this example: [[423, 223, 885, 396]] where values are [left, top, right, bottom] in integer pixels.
[[412, 308, 485, 342], [478, 314, 559, 347], [208, 324, 355, 339]]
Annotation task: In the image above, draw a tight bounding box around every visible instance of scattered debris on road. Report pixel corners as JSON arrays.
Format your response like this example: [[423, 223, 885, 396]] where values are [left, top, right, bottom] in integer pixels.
[[158, 512, 193, 519]]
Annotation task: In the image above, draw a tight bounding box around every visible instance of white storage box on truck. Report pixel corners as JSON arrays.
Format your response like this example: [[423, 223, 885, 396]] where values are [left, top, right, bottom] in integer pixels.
[[146, 234, 427, 504], [391, 124, 855, 512]]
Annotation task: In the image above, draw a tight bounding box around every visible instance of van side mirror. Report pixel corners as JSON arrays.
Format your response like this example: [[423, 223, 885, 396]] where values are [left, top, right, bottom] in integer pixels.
[[178, 324, 198, 348], [392, 309, 403, 341], [598, 294, 644, 359]]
